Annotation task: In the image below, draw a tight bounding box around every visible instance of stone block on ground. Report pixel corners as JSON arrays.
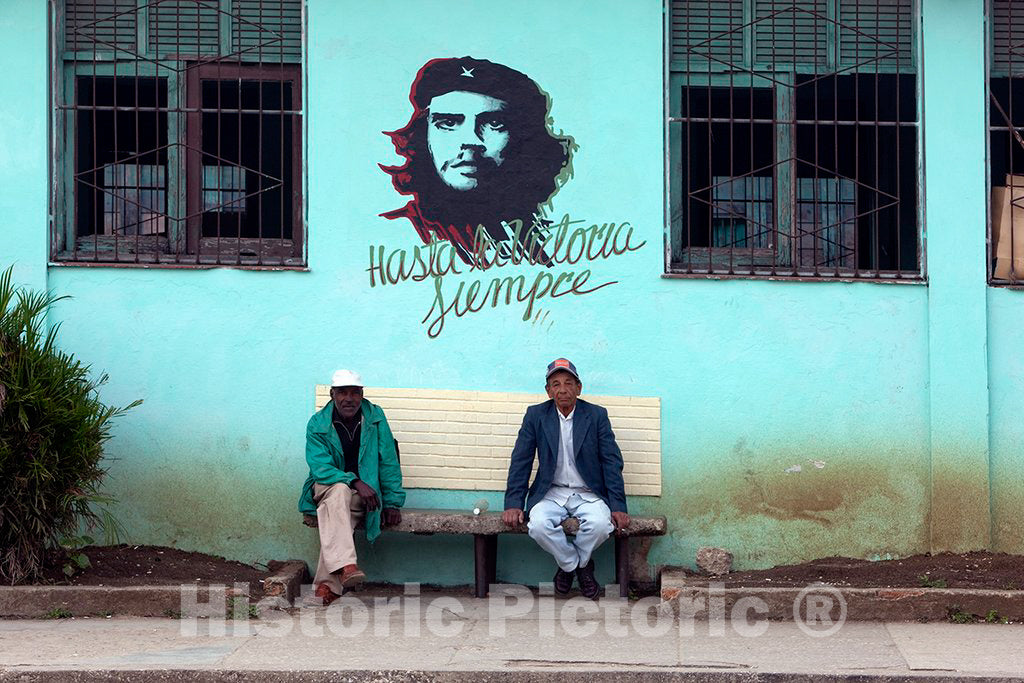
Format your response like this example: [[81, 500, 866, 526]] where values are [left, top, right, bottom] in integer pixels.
[[696, 546, 733, 575], [263, 560, 310, 606]]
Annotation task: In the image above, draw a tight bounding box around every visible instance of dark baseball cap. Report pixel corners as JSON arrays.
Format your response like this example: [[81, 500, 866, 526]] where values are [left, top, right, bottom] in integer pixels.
[[546, 358, 580, 382]]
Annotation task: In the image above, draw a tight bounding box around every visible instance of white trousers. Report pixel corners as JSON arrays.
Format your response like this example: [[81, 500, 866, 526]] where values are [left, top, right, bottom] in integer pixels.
[[527, 493, 614, 572]]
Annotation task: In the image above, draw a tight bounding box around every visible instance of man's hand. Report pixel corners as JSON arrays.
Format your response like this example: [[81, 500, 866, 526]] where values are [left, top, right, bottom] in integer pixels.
[[611, 511, 631, 531], [352, 480, 380, 511], [502, 508, 524, 527], [382, 507, 401, 526]]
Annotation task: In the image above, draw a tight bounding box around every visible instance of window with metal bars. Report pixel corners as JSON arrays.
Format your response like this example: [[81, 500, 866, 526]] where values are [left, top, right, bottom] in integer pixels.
[[51, 0, 304, 267], [667, 0, 921, 280], [989, 0, 1024, 283]]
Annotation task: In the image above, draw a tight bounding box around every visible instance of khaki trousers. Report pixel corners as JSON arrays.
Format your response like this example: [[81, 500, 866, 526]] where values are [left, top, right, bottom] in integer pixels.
[[312, 482, 365, 594]]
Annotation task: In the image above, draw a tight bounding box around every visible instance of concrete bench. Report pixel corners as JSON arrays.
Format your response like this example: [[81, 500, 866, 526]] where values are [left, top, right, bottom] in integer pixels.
[[304, 509, 667, 598], [307, 386, 666, 597]]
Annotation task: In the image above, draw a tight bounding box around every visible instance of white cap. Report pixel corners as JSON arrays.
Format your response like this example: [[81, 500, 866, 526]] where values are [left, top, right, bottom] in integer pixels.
[[330, 369, 363, 388]]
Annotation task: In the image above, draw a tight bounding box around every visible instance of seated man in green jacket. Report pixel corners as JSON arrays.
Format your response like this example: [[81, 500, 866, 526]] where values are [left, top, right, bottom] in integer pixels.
[[298, 369, 405, 605]]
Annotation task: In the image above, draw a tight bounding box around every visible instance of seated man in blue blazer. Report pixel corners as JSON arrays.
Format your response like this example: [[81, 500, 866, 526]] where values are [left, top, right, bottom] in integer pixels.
[[502, 358, 630, 598]]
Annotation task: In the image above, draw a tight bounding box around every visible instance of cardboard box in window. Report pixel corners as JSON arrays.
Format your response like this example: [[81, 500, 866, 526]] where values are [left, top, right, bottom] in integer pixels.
[[992, 174, 1024, 281]]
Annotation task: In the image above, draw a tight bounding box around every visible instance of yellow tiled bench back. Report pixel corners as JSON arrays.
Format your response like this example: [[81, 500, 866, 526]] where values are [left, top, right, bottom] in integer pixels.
[[313, 386, 661, 496]]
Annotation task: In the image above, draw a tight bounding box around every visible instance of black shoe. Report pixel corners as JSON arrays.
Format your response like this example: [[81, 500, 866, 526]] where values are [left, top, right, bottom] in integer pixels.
[[576, 559, 600, 599], [553, 566, 574, 595]]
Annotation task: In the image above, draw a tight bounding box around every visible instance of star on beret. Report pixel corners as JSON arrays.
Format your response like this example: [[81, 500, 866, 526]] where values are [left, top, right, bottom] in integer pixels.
[[460, 66, 475, 78]]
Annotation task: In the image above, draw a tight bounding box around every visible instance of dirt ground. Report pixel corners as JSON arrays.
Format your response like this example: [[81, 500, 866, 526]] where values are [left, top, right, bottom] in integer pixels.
[[682, 551, 1024, 590], [36, 546, 1024, 593], [38, 545, 272, 596]]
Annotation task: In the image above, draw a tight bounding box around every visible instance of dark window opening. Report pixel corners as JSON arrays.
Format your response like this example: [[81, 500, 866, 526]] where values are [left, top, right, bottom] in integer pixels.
[[990, 73, 1024, 282], [198, 80, 295, 241], [988, 0, 1024, 282], [53, 0, 304, 267], [74, 76, 168, 247], [680, 88, 776, 265], [677, 76, 917, 274], [668, 0, 920, 280], [990, 77, 1024, 183]]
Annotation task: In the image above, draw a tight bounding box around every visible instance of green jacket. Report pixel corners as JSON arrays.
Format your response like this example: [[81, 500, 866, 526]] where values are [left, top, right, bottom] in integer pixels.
[[298, 398, 406, 543]]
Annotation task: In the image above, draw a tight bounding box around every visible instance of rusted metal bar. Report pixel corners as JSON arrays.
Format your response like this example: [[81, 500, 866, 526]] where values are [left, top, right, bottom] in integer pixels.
[[705, 4, 713, 274], [873, 0, 881, 277], [89, 3, 97, 262], [895, 0, 902, 272]]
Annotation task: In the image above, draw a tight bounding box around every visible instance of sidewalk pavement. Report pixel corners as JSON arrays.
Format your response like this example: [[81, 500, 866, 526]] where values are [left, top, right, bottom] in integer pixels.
[[1, 586, 1023, 682]]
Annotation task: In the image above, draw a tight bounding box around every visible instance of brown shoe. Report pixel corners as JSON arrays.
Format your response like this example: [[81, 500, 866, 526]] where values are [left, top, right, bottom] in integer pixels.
[[338, 564, 366, 588], [313, 583, 341, 606]]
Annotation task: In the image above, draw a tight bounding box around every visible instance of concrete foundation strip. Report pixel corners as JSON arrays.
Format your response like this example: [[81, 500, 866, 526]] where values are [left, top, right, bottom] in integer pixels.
[[0, 560, 310, 619], [1, 670, 1023, 682], [659, 569, 1024, 622]]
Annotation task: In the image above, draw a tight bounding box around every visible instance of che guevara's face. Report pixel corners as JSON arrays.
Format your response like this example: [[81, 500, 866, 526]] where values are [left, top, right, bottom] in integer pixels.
[[426, 90, 511, 191]]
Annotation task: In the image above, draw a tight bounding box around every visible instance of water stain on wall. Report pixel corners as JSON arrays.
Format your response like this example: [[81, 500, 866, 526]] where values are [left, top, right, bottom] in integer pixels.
[[929, 463, 992, 553], [108, 458, 302, 566], [659, 443, 932, 568]]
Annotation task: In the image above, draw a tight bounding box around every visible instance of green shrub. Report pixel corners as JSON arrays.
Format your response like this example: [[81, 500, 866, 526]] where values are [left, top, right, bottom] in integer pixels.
[[948, 607, 975, 624], [0, 266, 140, 584]]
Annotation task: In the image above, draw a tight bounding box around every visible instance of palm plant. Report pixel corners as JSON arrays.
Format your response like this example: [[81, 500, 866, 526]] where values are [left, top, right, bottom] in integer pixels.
[[0, 266, 140, 583]]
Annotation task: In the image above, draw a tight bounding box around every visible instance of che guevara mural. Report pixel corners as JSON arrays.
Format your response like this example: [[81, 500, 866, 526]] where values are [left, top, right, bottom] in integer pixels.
[[380, 57, 572, 264], [370, 57, 645, 337]]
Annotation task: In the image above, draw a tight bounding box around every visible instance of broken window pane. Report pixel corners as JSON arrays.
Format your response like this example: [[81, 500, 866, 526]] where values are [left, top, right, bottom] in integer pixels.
[[103, 164, 167, 235], [711, 176, 774, 249], [203, 165, 246, 213]]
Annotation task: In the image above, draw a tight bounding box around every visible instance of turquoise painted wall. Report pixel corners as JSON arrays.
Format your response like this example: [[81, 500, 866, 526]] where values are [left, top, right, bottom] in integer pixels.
[[0, 1, 47, 291], [922, 0, 992, 551], [2, 0, 1017, 583]]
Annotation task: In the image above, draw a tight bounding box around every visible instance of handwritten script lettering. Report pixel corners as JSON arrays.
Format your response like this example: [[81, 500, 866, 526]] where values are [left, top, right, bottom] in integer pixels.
[[367, 214, 646, 338]]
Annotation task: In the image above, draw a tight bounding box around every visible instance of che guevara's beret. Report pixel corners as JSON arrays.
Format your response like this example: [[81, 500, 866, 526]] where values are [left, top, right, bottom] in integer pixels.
[[408, 56, 549, 122]]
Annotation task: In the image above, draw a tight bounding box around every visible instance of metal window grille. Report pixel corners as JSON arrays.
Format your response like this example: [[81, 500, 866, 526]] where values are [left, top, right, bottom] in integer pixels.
[[989, 0, 1024, 283], [51, 0, 305, 267], [667, 0, 921, 280]]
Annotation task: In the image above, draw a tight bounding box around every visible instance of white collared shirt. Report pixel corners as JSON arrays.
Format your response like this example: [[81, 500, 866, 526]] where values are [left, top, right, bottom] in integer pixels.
[[544, 406, 599, 506]]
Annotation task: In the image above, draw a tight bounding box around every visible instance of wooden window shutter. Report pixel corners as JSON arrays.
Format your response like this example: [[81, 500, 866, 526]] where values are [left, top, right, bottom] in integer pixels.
[[993, 0, 1024, 76], [232, 0, 303, 63], [669, 0, 746, 69], [64, 0, 138, 52], [838, 0, 914, 70], [148, 0, 221, 56], [753, 0, 830, 69]]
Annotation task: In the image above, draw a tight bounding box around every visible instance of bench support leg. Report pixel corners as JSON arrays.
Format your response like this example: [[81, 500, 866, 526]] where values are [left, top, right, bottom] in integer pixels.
[[486, 535, 497, 587], [614, 536, 629, 598], [474, 534, 497, 598]]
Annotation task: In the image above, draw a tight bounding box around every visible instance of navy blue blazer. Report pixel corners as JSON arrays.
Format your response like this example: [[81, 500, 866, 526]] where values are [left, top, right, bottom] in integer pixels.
[[503, 398, 628, 515]]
